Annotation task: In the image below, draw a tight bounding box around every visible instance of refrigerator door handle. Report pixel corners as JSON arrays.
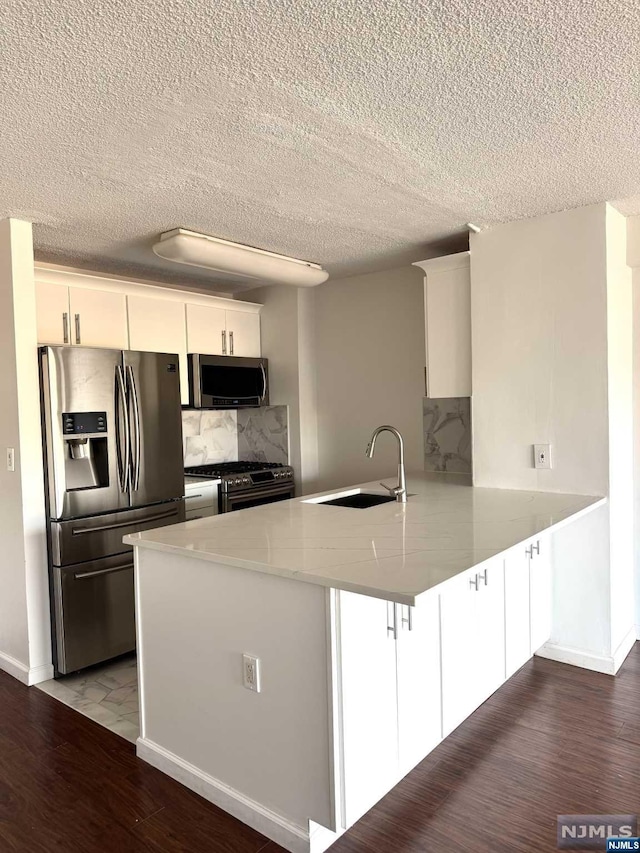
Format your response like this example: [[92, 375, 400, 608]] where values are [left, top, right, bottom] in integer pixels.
[[115, 365, 130, 493], [126, 364, 142, 491]]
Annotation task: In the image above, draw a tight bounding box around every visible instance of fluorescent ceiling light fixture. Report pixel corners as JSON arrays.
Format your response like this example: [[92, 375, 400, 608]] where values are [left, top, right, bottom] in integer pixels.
[[152, 228, 329, 287]]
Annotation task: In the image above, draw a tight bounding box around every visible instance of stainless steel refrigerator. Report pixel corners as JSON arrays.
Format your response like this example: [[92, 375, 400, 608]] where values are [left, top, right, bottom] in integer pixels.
[[40, 346, 186, 675]]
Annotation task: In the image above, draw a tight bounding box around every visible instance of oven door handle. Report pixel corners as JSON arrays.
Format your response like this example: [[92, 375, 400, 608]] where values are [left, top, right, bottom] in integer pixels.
[[222, 483, 294, 509]]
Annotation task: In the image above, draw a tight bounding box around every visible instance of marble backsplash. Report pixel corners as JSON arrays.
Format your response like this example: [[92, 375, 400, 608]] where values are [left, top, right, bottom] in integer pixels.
[[182, 406, 288, 467], [423, 397, 472, 474], [182, 410, 238, 467], [237, 406, 289, 466]]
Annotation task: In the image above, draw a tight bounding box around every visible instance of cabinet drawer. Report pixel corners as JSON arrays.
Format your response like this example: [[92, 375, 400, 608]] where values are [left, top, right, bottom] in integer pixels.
[[185, 506, 217, 522], [184, 484, 218, 512]]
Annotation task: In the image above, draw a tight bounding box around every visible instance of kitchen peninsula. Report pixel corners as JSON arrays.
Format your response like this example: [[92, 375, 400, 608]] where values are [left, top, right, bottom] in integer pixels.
[[124, 476, 604, 853]]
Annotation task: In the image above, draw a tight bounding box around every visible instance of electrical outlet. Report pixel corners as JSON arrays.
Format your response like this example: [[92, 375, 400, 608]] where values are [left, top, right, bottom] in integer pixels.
[[533, 444, 552, 470], [6, 447, 14, 472], [242, 654, 261, 693]]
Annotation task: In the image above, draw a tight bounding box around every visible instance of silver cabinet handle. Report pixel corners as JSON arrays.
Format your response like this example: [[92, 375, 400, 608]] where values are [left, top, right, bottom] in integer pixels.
[[477, 569, 488, 586], [74, 562, 133, 580], [62, 312, 69, 344], [469, 574, 479, 591], [229, 330, 234, 355], [222, 330, 227, 354], [74, 313, 81, 344], [401, 605, 413, 631], [525, 541, 540, 559], [185, 493, 204, 500], [386, 601, 398, 640]]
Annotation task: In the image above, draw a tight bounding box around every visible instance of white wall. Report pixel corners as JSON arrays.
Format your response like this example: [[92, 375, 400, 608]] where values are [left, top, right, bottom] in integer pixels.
[[0, 219, 51, 684], [313, 266, 425, 493], [471, 203, 635, 670], [627, 214, 640, 637], [248, 285, 320, 494], [471, 204, 610, 495]]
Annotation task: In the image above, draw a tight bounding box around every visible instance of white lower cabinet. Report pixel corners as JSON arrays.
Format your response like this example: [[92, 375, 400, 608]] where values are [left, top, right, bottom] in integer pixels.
[[396, 597, 441, 776], [338, 591, 441, 826], [338, 593, 399, 827], [440, 560, 505, 737], [184, 482, 219, 521], [504, 546, 532, 678], [529, 537, 552, 652], [335, 540, 551, 832]]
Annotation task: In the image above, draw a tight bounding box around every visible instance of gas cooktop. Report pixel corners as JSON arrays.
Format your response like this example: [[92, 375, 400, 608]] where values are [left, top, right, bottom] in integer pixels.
[[185, 461, 286, 478]]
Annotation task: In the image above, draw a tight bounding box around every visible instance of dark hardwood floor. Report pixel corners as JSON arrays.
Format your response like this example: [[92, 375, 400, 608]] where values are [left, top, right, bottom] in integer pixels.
[[1, 644, 639, 852]]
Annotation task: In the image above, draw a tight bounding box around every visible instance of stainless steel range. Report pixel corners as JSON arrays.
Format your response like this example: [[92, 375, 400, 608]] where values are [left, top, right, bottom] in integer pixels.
[[184, 462, 295, 513]]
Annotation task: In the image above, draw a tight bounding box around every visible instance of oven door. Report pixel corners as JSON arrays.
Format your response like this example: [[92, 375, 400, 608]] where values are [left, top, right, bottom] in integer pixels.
[[220, 483, 295, 513]]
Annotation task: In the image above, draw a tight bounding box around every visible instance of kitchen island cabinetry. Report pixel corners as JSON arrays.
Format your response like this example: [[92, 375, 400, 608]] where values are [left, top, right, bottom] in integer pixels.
[[126, 478, 604, 853]]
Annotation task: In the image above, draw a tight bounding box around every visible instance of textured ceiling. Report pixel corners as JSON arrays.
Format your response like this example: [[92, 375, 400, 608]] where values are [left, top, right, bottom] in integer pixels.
[[2, 0, 640, 292]]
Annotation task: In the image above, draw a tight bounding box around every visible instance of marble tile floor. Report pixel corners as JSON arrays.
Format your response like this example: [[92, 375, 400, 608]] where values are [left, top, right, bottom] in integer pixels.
[[35, 653, 139, 744]]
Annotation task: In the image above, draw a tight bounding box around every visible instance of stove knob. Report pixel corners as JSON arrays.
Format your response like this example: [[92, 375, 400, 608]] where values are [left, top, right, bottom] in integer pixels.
[[243, 477, 250, 484], [235, 478, 241, 485]]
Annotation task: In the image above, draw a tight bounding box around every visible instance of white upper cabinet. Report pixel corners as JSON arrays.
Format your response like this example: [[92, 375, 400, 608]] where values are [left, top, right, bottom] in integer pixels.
[[226, 309, 261, 357], [35, 281, 128, 349], [186, 303, 261, 358], [186, 304, 226, 355], [413, 252, 471, 398], [127, 295, 188, 404], [34, 265, 263, 406], [68, 287, 128, 349], [36, 281, 70, 345]]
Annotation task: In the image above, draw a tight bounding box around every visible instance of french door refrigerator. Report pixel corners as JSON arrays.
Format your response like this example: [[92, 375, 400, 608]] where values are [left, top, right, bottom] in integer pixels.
[[40, 346, 186, 675]]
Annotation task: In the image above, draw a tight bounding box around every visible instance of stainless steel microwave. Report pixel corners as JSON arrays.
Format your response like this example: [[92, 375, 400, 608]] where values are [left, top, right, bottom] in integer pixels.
[[187, 354, 269, 408]]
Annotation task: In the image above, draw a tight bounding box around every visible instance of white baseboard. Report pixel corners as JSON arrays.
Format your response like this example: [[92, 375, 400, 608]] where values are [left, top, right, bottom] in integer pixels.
[[0, 651, 54, 686], [535, 632, 637, 675], [612, 629, 637, 673], [136, 737, 314, 853], [27, 663, 54, 685], [0, 651, 30, 684]]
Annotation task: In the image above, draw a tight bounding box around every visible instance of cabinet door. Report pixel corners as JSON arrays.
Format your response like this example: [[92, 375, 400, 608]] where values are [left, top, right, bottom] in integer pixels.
[[473, 560, 506, 705], [338, 591, 398, 827], [69, 287, 128, 349], [36, 281, 70, 345], [396, 596, 442, 777], [423, 258, 471, 397], [440, 569, 482, 736], [530, 538, 552, 652], [440, 560, 505, 736], [504, 548, 531, 677], [226, 309, 261, 357], [186, 303, 226, 355], [127, 296, 188, 405]]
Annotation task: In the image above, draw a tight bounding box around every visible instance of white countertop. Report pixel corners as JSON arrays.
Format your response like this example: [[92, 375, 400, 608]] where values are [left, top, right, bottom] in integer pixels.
[[184, 476, 222, 487], [126, 475, 605, 605]]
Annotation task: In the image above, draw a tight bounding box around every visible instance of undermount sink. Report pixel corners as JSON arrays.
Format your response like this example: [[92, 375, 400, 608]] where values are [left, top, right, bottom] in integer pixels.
[[306, 491, 397, 509]]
